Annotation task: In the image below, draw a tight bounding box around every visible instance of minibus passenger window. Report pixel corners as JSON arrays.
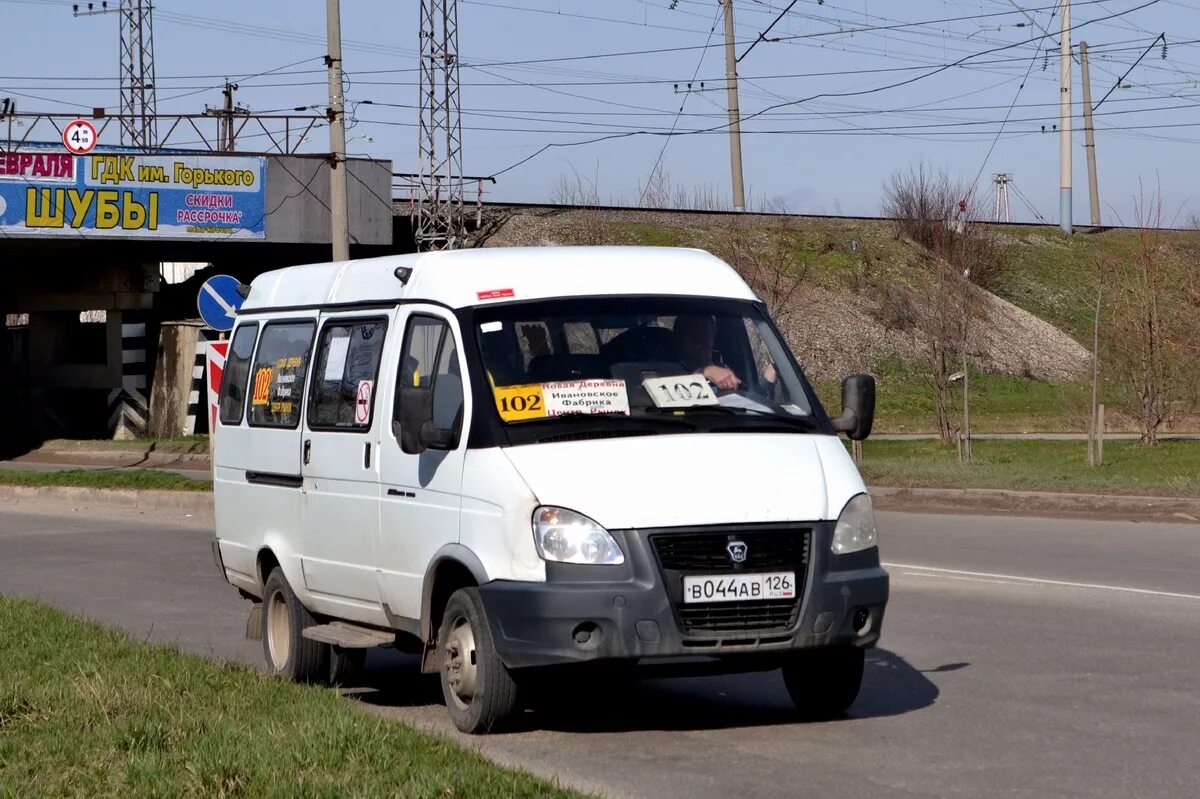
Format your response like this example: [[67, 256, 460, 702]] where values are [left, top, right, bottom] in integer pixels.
[[247, 321, 316, 429], [218, 324, 258, 425], [308, 319, 387, 430]]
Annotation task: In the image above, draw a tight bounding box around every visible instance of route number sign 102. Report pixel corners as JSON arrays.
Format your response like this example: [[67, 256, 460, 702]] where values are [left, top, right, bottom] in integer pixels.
[[642, 375, 719, 408]]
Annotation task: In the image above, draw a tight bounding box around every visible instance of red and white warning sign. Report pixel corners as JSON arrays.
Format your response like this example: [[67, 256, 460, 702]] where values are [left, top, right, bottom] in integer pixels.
[[62, 119, 98, 155], [355, 380, 373, 424], [206, 341, 230, 433]]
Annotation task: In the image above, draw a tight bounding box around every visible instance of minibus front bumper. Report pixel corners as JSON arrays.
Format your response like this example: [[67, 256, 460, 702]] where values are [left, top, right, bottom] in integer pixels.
[[477, 523, 888, 670]]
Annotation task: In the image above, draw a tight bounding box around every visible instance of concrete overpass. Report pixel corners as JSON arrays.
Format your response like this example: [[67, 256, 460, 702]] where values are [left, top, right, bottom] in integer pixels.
[[1, 143, 403, 452]]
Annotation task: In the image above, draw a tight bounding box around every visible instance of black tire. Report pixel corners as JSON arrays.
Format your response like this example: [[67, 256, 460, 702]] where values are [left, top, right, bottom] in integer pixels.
[[781, 646, 865, 720], [437, 587, 520, 734], [261, 567, 329, 684]]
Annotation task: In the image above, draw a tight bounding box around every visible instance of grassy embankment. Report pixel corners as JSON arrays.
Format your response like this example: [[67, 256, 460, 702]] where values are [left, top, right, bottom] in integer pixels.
[[616, 217, 1200, 434], [851, 439, 1200, 497], [0, 468, 210, 492], [0, 596, 583, 798], [3, 440, 1198, 497]]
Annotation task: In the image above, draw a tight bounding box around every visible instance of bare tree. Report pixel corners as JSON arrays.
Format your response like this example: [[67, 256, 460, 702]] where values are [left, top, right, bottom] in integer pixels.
[[881, 163, 1002, 444], [712, 215, 808, 339], [1102, 188, 1200, 445], [637, 165, 728, 211], [550, 167, 610, 245]]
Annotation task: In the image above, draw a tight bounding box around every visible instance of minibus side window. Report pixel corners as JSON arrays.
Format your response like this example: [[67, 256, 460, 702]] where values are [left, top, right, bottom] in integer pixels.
[[308, 319, 387, 431], [218, 323, 258, 426], [246, 321, 316, 429], [394, 316, 463, 454]]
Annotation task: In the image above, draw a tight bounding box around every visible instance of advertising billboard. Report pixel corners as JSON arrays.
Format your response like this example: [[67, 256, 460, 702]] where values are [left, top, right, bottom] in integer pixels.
[[0, 147, 267, 240]]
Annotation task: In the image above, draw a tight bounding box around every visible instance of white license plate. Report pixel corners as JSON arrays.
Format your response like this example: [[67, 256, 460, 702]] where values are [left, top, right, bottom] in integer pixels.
[[682, 572, 796, 604]]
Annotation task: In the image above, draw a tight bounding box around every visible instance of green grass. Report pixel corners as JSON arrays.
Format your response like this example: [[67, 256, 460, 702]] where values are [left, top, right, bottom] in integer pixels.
[[0, 468, 211, 492], [0, 596, 584, 798], [853, 439, 1200, 497], [816, 359, 1094, 434], [41, 436, 210, 454]]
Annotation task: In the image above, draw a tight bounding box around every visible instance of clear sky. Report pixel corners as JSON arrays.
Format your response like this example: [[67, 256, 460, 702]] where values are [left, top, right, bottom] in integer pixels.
[[2, 0, 1198, 224]]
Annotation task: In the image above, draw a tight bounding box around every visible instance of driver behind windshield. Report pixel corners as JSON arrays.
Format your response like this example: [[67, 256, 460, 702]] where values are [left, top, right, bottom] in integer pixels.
[[672, 313, 741, 392]]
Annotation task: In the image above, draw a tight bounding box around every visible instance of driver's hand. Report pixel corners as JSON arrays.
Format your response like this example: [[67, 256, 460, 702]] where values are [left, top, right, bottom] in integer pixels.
[[704, 364, 741, 391]]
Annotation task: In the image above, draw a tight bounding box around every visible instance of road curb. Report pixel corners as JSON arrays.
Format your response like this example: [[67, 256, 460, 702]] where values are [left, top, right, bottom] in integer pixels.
[[870, 486, 1200, 524], [0, 485, 214, 515], [3, 483, 1196, 524]]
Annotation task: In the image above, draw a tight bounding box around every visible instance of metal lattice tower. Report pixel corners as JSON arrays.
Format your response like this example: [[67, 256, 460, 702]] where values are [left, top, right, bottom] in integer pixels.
[[119, 0, 157, 149], [73, 1, 158, 150], [992, 173, 1012, 223], [416, 0, 466, 251]]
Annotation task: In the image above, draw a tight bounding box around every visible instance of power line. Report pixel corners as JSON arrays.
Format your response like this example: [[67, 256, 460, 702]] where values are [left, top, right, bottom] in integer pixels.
[[477, 0, 1163, 176], [738, 0, 800, 63], [638, 3, 722, 206], [1009, 178, 1051, 222], [967, 2, 1060, 200]]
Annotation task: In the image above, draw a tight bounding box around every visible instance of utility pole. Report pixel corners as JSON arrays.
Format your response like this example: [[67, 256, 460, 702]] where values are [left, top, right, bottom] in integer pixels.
[[73, 1, 158, 150], [1079, 41, 1101, 228], [722, 0, 746, 212], [203, 82, 248, 151], [416, 0, 467, 250], [326, 0, 350, 261], [1059, 0, 1072, 234], [220, 82, 235, 151], [1, 98, 13, 151]]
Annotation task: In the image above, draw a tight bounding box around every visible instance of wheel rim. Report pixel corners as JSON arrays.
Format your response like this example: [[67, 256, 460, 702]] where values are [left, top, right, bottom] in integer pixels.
[[443, 614, 477, 710], [266, 589, 291, 670]]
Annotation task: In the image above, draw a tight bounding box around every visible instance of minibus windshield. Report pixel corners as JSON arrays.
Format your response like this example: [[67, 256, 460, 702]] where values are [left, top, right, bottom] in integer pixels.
[[473, 296, 817, 429]]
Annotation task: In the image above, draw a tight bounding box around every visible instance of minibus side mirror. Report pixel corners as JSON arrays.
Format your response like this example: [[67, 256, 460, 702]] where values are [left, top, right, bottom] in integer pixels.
[[418, 419, 458, 450], [830, 374, 875, 441], [399, 374, 463, 454]]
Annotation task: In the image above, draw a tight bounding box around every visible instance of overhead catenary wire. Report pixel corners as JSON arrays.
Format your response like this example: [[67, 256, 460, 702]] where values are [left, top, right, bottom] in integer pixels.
[[637, 3, 722, 206], [964, 1, 1061, 205], [482, 0, 1163, 177], [1008, 178, 1051, 221]]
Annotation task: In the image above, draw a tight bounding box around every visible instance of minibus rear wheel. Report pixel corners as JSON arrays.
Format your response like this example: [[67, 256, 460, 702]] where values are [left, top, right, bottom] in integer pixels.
[[262, 567, 328, 684], [438, 587, 520, 734], [781, 646, 865, 720]]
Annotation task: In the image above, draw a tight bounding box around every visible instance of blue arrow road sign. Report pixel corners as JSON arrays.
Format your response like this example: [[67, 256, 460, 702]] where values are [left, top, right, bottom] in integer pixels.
[[197, 274, 245, 332]]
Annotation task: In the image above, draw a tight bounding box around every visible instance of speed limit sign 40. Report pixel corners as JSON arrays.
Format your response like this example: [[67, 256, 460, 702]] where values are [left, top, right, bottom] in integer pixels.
[[62, 119, 98, 155]]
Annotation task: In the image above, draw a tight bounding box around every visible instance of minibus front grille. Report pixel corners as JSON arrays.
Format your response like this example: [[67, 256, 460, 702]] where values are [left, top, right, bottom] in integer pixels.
[[677, 599, 798, 634], [648, 528, 811, 634], [651, 528, 810, 572]]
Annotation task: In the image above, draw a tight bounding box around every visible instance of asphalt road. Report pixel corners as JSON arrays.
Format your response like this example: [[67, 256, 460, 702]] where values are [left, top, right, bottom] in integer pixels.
[[2, 501, 1199, 799]]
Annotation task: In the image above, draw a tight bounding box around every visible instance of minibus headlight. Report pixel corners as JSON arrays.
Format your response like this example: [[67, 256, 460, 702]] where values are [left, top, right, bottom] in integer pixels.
[[831, 493, 878, 555], [532, 507, 625, 565]]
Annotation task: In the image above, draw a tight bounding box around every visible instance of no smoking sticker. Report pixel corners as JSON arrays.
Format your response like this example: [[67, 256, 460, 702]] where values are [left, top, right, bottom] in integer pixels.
[[62, 119, 98, 155], [356, 380, 373, 424]]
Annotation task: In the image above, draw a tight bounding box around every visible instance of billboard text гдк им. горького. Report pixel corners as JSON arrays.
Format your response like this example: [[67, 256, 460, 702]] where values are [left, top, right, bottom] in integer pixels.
[[0, 148, 266, 240]]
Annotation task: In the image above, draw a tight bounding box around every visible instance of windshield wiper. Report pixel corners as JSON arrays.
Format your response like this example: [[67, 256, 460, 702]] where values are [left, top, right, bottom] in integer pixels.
[[638, 405, 819, 428], [518, 412, 698, 431]]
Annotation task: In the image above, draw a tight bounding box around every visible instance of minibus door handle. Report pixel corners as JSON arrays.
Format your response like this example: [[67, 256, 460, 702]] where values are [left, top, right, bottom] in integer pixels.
[[303, 438, 311, 465]]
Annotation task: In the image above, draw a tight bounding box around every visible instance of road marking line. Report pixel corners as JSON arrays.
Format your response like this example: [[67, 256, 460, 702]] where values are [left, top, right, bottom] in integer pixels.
[[884, 562, 1200, 601], [901, 571, 1016, 587]]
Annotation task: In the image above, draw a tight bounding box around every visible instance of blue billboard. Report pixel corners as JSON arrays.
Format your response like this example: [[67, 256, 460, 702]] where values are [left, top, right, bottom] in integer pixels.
[[0, 145, 266, 240]]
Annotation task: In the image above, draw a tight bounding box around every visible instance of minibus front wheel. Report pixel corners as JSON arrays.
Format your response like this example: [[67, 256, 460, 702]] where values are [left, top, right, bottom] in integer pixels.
[[261, 567, 329, 684], [438, 587, 520, 734], [781, 645, 865, 720]]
